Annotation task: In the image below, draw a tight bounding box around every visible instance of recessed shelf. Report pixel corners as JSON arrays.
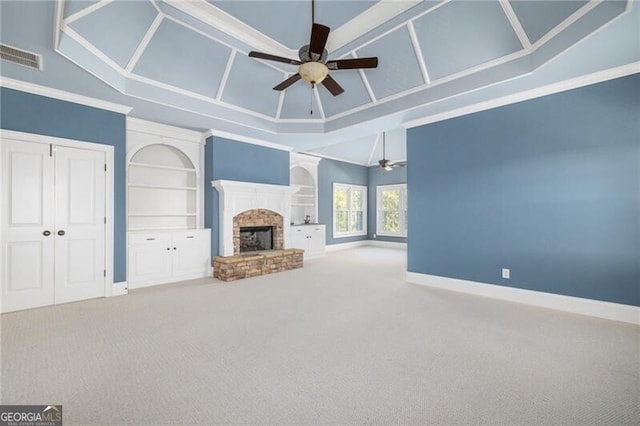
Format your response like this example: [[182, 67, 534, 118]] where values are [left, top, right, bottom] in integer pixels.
[[128, 183, 197, 191], [129, 162, 196, 173], [128, 213, 197, 217], [293, 194, 315, 198], [292, 203, 315, 207]]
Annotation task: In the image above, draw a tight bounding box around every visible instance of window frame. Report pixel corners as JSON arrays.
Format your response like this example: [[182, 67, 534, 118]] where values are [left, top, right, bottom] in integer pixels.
[[376, 183, 407, 237], [332, 182, 367, 238]]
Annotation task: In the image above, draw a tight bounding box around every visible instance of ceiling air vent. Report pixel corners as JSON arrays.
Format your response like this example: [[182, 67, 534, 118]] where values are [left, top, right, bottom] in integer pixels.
[[0, 44, 42, 70]]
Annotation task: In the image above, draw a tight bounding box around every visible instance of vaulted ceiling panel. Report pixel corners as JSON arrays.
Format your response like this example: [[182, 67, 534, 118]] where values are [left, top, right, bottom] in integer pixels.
[[358, 26, 424, 100], [317, 65, 372, 117], [133, 20, 230, 98], [279, 82, 323, 120], [209, 0, 378, 50], [68, 0, 158, 68], [63, 0, 101, 19], [412, 1, 523, 80], [209, 1, 311, 50], [221, 53, 283, 116], [510, 0, 589, 44], [308, 134, 379, 165]]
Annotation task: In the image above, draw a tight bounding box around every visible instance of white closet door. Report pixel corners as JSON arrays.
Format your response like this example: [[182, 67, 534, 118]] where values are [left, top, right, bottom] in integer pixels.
[[1, 139, 56, 312], [54, 146, 106, 304]]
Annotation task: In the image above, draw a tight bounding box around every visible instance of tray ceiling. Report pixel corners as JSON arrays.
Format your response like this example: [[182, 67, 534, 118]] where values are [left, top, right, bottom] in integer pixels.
[[0, 0, 637, 165]]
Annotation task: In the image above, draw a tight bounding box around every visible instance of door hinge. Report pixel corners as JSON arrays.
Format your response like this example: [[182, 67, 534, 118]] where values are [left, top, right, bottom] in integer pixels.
[[103, 269, 106, 277], [49, 144, 53, 157], [104, 217, 107, 224], [104, 163, 107, 172]]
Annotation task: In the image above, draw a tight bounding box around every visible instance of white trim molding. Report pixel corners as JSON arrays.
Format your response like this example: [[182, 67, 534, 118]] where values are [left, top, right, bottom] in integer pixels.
[[404, 62, 640, 129], [212, 180, 299, 257], [368, 240, 407, 249], [204, 129, 293, 152], [0, 77, 132, 114], [325, 240, 368, 252], [111, 281, 128, 297], [406, 272, 640, 325]]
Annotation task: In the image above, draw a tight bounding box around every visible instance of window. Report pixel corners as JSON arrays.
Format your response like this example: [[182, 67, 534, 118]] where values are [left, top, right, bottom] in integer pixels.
[[377, 184, 407, 237], [333, 183, 367, 238]]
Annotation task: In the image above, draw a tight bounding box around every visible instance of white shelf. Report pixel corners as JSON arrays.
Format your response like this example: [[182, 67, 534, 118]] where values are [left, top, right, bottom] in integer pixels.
[[128, 213, 197, 217], [128, 183, 197, 191], [129, 162, 196, 173], [292, 203, 315, 207], [293, 194, 314, 198]]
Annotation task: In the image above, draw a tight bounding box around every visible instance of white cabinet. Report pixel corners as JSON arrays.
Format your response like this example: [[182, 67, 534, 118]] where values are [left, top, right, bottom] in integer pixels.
[[290, 224, 325, 259], [128, 229, 211, 289], [126, 118, 211, 288]]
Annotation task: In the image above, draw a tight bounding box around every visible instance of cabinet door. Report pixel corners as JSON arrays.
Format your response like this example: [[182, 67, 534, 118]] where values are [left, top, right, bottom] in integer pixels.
[[172, 230, 210, 278], [290, 227, 308, 251], [309, 226, 325, 257], [128, 233, 172, 288]]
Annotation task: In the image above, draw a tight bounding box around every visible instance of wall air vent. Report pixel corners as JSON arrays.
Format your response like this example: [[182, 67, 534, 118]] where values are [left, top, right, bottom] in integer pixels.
[[0, 44, 42, 70]]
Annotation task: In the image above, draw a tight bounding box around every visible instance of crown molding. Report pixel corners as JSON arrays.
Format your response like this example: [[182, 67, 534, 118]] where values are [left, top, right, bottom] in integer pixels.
[[0, 77, 132, 114], [127, 117, 203, 142], [204, 129, 293, 152], [403, 62, 640, 129]]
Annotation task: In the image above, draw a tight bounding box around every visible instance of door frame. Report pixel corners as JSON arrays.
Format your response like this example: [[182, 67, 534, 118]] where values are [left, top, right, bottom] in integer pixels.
[[0, 129, 116, 304]]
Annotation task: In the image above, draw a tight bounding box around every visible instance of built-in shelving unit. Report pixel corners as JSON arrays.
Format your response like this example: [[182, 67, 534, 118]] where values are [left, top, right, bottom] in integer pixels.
[[128, 144, 198, 231], [290, 153, 322, 224], [126, 118, 211, 288]]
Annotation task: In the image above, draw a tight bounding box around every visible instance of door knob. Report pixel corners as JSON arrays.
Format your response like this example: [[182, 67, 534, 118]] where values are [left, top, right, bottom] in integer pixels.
[[43, 230, 51, 236], [57, 230, 65, 236]]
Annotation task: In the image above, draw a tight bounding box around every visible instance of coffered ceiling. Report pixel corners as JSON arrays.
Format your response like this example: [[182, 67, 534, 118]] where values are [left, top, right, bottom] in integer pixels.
[[1, 0, 638, 164]]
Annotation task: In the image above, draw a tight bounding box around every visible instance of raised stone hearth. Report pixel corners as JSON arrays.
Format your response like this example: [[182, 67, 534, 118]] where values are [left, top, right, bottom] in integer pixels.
[[213, 249, 303, 281]]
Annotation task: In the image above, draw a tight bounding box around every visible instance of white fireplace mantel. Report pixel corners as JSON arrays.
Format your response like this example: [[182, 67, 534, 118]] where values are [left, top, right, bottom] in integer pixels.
[[212, 180, 299, 257]]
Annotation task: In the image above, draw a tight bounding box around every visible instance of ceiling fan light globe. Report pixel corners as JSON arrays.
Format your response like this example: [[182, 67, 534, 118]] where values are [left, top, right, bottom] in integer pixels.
[[384, 165, 393, 171], [299, 61, 329, 85]]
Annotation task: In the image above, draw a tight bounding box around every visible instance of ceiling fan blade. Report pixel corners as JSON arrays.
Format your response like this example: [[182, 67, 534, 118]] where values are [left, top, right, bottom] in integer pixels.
[[321, 75, 344, 96], [326, 57, 378, 70], [249, 51, 301, 66], [273, 73, 301, 91], [309, 23, 330, 59]]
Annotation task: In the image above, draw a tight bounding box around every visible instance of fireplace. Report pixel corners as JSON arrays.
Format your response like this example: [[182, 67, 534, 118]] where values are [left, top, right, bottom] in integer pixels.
[[212, 180, 299, 257], [239, 226, 273, 252], [233, 209, 284, 255]]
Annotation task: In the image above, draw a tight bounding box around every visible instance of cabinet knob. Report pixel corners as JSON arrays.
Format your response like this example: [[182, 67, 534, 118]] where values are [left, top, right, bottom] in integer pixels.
[[43, 230, 51, 236], [57, 230, 65, 236]]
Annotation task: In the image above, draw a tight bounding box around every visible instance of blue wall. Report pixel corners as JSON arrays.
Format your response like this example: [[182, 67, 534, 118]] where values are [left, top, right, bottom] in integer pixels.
[[318, 158, 369, 245], [204, 136, 290, 256], [0, 88, 127, 283], [407, 74, 640, 306], [367, 165, 407, 243]]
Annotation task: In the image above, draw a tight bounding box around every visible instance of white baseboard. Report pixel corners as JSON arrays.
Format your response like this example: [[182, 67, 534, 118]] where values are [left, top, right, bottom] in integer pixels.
[[325, 240, 368, 252], [367, 240, 407, 249], [111, 281, 128, 296], [406, 272, 640, 325]]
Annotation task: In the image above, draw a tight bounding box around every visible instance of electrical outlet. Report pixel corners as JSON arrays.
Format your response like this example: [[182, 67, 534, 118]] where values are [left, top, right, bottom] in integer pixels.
[[502, 268, 510, 279]]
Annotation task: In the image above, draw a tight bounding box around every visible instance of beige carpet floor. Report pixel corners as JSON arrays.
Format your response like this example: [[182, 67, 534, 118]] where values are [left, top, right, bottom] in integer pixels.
[[1, 246, 638, 424]]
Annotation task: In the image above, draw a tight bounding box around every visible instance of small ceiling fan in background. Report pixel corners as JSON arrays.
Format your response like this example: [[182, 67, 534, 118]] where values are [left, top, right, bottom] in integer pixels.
[[247, 0, 378, 96], [378, 132, 406, 171]]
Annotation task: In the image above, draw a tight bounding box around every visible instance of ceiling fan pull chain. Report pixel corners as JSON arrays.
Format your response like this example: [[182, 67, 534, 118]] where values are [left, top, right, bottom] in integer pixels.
[[310, 84, 314, 115]]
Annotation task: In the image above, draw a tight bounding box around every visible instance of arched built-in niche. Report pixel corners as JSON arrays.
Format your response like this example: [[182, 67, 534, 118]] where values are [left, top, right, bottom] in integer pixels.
[[128, 144, 198, 230]]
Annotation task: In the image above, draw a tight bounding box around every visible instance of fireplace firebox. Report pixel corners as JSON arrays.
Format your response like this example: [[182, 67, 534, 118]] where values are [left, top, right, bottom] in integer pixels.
[[239, 226, 273, 252]]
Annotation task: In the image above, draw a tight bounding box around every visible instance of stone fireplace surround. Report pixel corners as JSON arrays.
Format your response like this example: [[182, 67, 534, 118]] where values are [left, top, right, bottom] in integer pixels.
[[212, 180, 299, 257], [234, 210, 282, 255]]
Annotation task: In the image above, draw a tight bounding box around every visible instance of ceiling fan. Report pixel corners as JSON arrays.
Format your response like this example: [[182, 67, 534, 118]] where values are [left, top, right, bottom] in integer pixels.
[[247, 0, 378, 96], [378, 132, 406, 171]]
